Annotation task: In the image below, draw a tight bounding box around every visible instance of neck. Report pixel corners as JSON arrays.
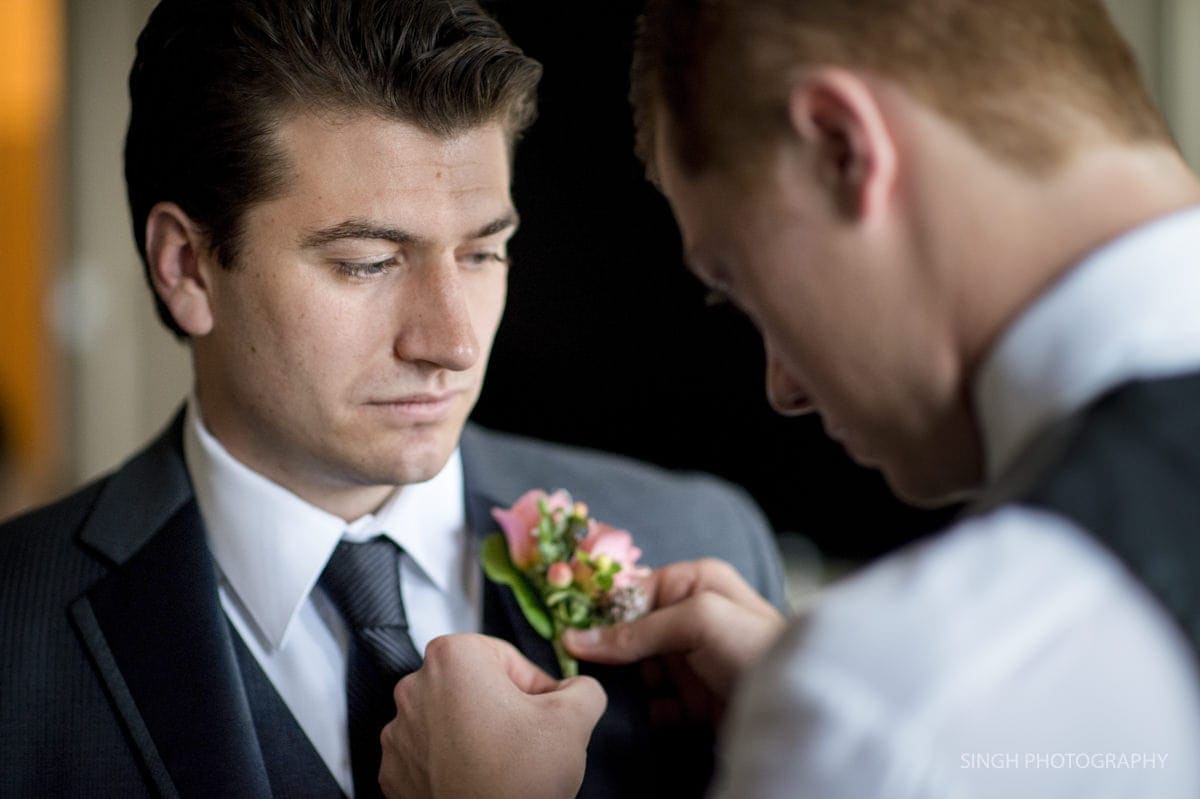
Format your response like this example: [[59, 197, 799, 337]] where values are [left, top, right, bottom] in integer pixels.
[[190, 383, 398, 522], [876, 88, 1200, 498], [910, 135, 1200, 387]]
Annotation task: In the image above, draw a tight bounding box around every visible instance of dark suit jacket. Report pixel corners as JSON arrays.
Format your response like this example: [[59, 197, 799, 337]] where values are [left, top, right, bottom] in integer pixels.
[[0, 414, 785, 798]]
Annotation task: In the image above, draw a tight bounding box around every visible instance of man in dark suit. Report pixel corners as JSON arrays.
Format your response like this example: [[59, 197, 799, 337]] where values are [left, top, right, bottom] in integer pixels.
[[0, 1, 784, 797]]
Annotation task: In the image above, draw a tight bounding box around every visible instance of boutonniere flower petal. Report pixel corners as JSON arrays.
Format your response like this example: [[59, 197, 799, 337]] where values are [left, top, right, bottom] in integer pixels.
[[481, 489, 650, 677]]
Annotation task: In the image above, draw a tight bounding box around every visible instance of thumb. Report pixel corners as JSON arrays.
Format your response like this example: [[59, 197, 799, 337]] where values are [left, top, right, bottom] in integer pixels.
[[548, 675, 608, 731]]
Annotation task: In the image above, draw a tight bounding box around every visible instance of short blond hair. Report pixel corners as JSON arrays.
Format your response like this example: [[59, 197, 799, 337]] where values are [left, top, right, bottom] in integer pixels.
[[632, 0, 1175, 181]]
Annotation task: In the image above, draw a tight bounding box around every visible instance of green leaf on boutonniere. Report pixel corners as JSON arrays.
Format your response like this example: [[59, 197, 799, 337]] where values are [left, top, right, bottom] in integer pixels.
[[480, 533, 553, 639]]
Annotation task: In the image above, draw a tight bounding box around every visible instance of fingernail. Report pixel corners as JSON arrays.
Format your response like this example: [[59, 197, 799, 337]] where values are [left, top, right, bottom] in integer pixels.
[[565, 628, 600, 649]]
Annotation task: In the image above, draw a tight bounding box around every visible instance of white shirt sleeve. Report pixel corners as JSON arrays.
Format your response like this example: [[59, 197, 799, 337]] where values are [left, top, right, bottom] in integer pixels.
[[711, 506, 1200, 799]]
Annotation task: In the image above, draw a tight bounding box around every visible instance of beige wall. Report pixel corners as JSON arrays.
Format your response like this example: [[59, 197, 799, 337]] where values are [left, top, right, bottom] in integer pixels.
[[1160, 1, 1200, 169], [60, 1, 1200, 485], [1105, 0, 1200, 168], [64, 0, 188, 484]]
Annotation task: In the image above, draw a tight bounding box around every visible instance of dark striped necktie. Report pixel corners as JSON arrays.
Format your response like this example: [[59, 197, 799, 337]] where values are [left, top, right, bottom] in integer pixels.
[[319, 537, 422, 799]]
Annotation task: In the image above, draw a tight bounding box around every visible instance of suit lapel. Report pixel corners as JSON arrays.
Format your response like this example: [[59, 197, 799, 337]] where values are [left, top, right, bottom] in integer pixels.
[[460, 426, 559, 677], [70, 413, 271, 798]]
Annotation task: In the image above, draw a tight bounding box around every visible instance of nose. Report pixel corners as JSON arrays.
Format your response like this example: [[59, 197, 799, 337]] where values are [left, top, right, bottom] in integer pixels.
[[765, 343, 812, 416], [393, 259, 481, 371]]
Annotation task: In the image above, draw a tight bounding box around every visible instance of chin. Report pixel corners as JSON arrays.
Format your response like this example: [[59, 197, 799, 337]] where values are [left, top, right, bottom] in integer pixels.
[[349, 455, 448, 488], [373, 427, 462, 484]]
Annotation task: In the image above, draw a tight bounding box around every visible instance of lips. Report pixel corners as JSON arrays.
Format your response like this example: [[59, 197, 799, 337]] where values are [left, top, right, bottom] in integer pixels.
[[365, 390, 464, 422], [375, 392, 459, 405]]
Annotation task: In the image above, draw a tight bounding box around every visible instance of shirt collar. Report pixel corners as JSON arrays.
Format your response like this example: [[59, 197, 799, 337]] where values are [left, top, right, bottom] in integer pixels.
[[183, 396, 465, 651], [975, 205, 1200, 483], [340, 450, 467, 598]]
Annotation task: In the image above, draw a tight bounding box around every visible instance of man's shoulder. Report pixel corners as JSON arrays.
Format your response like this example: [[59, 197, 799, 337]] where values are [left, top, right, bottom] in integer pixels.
[[799, 507, 1146, 684], [729, 503, 1200, 796], [0, 475, 114, 631], [0, 476, 110, 558], [0, 411, 188, 598], [463, 423, 738, 502], [461, 423, 767, 536], [725, 507, 1200, 797], [772, 503, 1199, 718], [986, 372, 1200, 643]]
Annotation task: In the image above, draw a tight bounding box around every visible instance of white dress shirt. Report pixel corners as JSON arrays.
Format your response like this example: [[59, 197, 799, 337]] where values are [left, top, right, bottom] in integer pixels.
[[183, 398, 481, 797], [714, 206, 1200, 799]]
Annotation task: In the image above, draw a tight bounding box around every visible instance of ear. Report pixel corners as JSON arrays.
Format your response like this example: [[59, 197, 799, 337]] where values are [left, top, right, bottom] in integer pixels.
[[787, 68, 897, 221], [145, 202, 216, 337]]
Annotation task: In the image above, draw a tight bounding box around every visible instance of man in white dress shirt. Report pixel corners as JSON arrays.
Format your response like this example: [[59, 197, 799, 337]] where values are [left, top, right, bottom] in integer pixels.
[[377, 0, 1200, 796], [0, 1, 786, 798]]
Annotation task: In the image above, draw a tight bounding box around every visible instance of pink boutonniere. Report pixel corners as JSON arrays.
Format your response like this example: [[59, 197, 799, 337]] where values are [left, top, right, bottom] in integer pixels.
[[481, 489, 650, 677]]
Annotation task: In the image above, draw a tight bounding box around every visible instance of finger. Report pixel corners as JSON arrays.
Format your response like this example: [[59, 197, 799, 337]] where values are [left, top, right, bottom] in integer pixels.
[[483, 636, 562, 695], [426, 634, 562, 696], [563, 590, 734, 664], [649, 559, 774, 613], [541, 675, 608, 730]]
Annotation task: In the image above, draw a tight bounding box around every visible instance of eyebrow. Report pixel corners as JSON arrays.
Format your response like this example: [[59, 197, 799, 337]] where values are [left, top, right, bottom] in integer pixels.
[[300, 212, 520, 249]]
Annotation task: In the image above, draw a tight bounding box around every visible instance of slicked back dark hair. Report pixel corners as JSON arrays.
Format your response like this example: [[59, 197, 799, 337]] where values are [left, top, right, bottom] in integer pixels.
[[125, 0, 542, 337]]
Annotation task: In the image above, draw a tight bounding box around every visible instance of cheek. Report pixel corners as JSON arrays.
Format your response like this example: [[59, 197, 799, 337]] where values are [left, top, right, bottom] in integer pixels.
[[468, 272, 508, 352], [227, 262, 318, 333], [233, 272, 374, 387]]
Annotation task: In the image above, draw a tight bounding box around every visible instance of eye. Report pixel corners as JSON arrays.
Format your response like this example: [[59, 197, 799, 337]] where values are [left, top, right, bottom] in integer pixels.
[[333, 258, 396, 279], [460, 251, 510, 270]]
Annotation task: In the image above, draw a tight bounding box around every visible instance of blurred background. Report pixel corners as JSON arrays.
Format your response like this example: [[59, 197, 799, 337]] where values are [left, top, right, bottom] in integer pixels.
[[2, 0, 1198, 590]]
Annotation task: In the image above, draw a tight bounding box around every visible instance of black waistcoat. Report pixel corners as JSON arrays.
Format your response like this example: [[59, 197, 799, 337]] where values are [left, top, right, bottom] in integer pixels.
[[973, 371, 1200, 651], [230, 625, 346, 798]]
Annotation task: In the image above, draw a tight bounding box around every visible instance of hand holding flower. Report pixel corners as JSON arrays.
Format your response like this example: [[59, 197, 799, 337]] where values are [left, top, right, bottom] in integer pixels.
[[563, 558, 786, 712]]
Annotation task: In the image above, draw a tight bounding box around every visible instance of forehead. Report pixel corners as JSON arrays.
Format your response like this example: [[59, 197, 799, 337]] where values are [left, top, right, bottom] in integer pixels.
[[258, 111, 514, 235], [275, 111, 512, 189]]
